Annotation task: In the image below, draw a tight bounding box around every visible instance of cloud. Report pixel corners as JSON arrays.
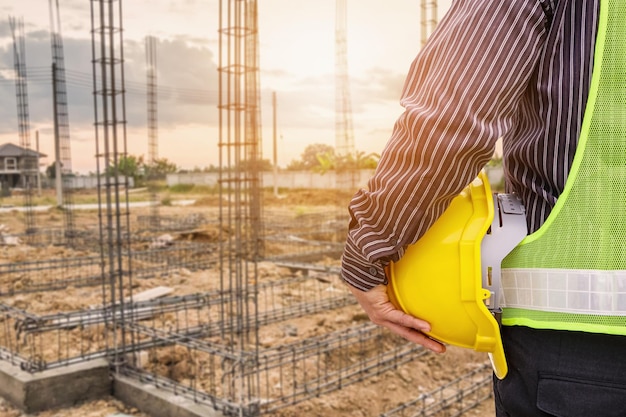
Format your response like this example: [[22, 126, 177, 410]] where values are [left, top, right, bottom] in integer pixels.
[[0, 2, 412, 173], [0, 20, 10, 39], [121, 37, 220, 128], [351, 67, 407, 108], [0, 28, 221, 134], [259, 69, 397, 136], [0, 24, 56, 136]]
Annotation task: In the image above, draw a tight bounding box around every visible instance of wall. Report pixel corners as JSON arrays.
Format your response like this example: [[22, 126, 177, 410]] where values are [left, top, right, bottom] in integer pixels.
[[167, 167, 504, 191], [41, 176, 135, 189], [166, 170, 376, 190]]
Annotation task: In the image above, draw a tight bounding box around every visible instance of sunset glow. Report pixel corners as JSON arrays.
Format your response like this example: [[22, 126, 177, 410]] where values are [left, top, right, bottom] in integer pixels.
[[0, 0, 451, 173]]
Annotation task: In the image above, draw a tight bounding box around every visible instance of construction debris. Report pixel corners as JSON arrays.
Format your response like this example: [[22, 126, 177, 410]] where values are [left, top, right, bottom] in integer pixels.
[[0, 224, 21, 246]]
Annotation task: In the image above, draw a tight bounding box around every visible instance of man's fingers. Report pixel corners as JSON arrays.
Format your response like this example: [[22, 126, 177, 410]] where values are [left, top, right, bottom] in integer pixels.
[[350, 285, 431, 331], [384, 308, 432, 333], [384, 320, 446, 353], [363, 296, 445, 352], [366, 294, 433, 332], [347, 284, 446, 353]]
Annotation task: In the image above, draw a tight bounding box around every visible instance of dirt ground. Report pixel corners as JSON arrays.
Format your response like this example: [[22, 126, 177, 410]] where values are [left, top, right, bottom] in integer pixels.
[[0, 397, 152, 417], [0, 188, 496, 417], [0, 349, 496, 417]]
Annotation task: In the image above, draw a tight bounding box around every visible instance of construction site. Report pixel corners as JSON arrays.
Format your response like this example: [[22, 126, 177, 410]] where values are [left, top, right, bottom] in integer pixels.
[[0, 1, 496, 417]]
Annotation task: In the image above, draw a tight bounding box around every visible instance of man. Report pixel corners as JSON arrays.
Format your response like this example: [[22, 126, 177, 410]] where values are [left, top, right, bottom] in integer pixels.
[[341, 0, 626, 415]]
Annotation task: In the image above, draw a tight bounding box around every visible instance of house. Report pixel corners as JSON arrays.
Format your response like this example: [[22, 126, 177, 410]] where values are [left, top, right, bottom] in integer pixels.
[[0, 142, 46, 190]]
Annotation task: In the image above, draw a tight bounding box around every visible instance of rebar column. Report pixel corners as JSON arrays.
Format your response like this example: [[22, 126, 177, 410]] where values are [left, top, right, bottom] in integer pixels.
[[9, 16, 36, 235], [420, 0, 438, 47], [334, 0, 357, 193], [48, 0, 76, 241], [218, 0, 262, 414], [145, 35, 160, 228], [89, 0, 134, 372], [334, 0, 354, 160]]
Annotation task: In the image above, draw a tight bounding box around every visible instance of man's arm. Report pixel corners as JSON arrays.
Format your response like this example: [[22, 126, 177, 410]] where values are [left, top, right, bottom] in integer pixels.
[[341, 0, 549, 345]]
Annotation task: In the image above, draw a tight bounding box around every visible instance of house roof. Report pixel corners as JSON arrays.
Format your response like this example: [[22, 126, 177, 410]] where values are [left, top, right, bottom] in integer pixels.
[[0, 142, 47, 158]]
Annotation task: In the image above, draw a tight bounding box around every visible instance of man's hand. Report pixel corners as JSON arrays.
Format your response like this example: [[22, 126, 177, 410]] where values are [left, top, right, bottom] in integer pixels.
[[348, 284, 446, 354]]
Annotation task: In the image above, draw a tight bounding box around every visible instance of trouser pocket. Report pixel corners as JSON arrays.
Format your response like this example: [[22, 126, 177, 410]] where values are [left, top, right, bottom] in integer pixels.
[[537, 374, 626, 417]]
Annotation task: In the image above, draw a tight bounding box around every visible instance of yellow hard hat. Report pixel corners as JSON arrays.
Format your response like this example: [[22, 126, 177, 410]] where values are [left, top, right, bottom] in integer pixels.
[[387, 170, 526, 380]]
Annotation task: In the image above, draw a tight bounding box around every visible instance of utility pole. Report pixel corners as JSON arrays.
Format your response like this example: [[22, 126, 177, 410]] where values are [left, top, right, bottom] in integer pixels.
[[36, 130, 41, 196], [272, 91, 278, 197]]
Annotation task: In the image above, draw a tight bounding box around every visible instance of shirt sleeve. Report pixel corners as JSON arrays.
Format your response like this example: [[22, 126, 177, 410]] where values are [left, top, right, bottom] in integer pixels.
[[341, 0, 550, 291]]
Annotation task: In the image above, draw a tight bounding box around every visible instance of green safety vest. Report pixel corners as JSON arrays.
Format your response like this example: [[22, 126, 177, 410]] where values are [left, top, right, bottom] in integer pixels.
[[500, 0, 626, 335]]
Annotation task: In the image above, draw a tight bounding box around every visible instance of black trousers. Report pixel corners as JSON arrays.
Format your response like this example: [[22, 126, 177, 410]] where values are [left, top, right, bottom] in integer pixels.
[[493, 325, 626, 417]]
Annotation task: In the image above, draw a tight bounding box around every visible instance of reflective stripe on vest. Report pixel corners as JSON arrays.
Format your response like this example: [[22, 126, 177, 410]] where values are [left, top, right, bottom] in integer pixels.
[[500, 0, 626, 335], [502, 268, 626, 315]]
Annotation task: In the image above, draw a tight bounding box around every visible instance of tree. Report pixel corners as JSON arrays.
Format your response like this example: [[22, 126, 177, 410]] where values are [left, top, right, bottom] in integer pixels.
[[286, 144, 380, 172], [287, 143, 335, 170], [45, 162, 75, 179], [45, 162, 58, 179], [145, 157, 178, 179], [319, 150, 380, 174], [349, 150, 380, 170], [312, 150, 336, 174], [236, 158, 274, 172], [107, 154, 144, 183]]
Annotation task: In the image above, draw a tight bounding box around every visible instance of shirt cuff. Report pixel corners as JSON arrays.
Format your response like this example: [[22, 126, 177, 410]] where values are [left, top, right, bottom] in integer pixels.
[[340, 241, 388, 291]]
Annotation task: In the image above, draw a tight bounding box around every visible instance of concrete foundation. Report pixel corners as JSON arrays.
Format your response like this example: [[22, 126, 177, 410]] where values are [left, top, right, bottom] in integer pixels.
[[0, 360, 224, 417], [0, 359, 110, 413], [113, 374, 223, 417]]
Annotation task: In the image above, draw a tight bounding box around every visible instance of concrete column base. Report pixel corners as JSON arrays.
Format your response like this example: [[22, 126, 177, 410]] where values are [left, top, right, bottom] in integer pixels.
[[0, 359, 110, 413], [0, 359, 226, 417], [113, 374, 223, 417]]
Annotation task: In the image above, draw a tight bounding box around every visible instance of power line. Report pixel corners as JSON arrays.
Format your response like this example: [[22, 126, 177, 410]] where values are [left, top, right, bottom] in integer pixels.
[[0, 66, 216, 103]]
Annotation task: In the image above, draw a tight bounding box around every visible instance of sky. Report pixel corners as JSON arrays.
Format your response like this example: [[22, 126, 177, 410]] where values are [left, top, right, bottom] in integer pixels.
[[0, 0, 452, 174]]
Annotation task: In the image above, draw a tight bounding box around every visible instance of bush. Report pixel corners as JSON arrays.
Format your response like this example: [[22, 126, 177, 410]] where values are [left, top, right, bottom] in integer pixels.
[[168, 184, 195, 193]]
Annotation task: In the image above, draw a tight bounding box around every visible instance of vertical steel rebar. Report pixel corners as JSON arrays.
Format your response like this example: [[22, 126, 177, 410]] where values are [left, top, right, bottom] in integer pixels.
[[9, 16, 36, 235], [334, 0, 358, 195], [218, 0, 262, 414], [334, 0, 354, 160], [48, 0, 76, 242], [89, 0, 132, 373], [145, 35, 160, 228], [420, 0, 438, 48]]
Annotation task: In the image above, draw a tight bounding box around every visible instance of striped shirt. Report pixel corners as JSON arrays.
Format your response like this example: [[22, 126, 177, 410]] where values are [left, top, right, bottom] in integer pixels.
[[341, 0, 600, 291]]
